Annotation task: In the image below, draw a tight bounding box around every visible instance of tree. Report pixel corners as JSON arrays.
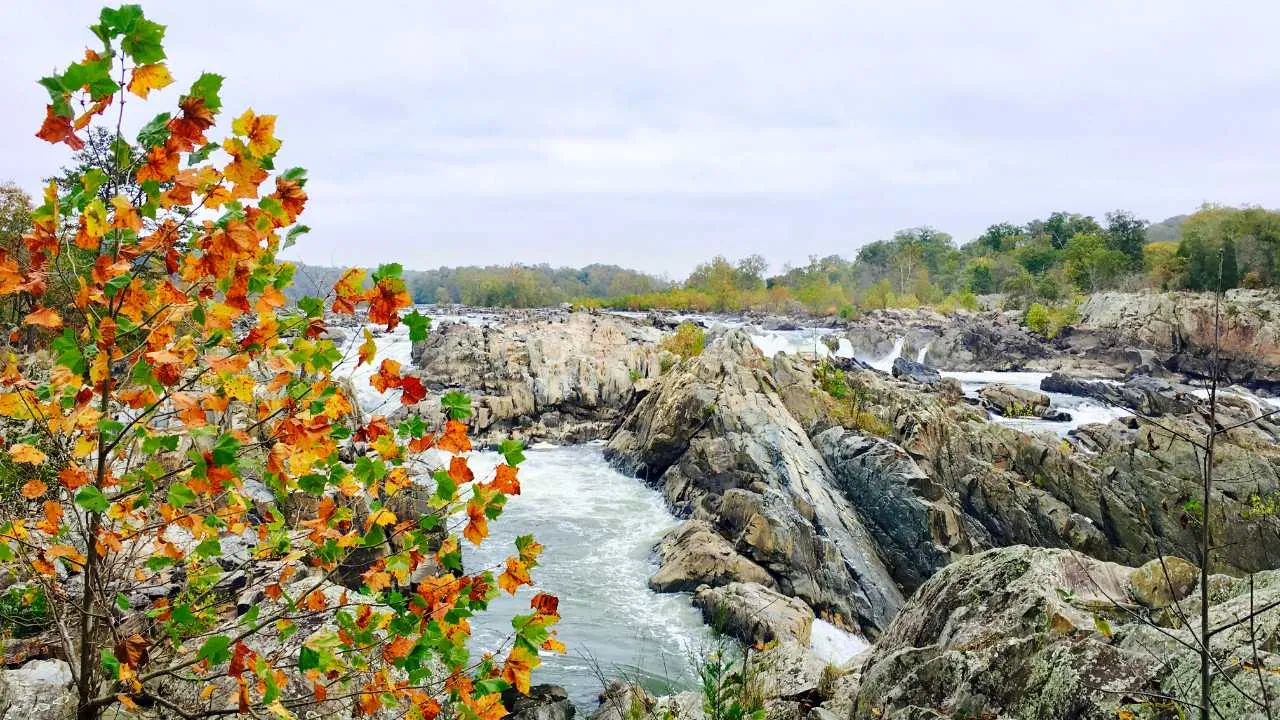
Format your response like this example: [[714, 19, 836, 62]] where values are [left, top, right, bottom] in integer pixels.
[[2, 7, 557, 719], [1064, 232, 1127, 291], [1040, 211, 1101, 250], [976, 222, 1022, 253], [1105, 209, 1148, 271], [0, 183, 32, 247], [1221, 236, 1240, 290], [965, 260, 993, 294]]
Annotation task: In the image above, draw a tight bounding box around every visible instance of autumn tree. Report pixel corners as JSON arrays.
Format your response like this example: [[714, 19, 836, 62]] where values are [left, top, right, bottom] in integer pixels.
[[1, 6, 557, 719]]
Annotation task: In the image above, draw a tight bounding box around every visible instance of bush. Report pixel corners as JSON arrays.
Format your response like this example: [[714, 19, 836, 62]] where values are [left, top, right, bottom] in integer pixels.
[[815, 360, 849, 399], [1024, 303, 1051, 336], [661, 322, 706, 360], [0, 585, 50, 639]]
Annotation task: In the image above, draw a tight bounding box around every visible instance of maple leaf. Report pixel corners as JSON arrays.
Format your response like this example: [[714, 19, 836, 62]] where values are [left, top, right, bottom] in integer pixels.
[[356, 329, 376, 368], [463, 500, 488, 546], [370, 358, 402, 393], [20, 479, 48, 500], [530, 592, 559, 619], [168, 95, 215, 150], [35, 105, 85, 149], [332, 268, 366, 314], [232, 108, 281, 158], [400, 375, 427, 405], [9, 444, 47, 465], [367, 279, 411, 330], [127, 63, 173, 98], [501, 644, 539, 695], [109, 195, 142, 232], [498, 557, 531, 595], [36, 501, 62, 535], [22, 307, 62, 329], [136, 138, 181, 184], [448, 456, 474, 485], [58, 465, 90, 490], [542, 632, 567, 654], [114, 633, 150, 669], [490, 464, 520, 496], [437, 420, 472, 454], [468, 691, 506, 720]]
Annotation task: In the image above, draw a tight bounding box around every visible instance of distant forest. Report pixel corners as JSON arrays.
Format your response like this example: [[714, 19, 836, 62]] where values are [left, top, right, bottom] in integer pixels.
[[283, 203, 1279, 316]]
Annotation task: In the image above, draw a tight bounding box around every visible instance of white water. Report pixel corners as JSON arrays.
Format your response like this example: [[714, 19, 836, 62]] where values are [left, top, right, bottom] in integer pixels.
[[916, 344, 931, 364], [865, 337, 906, 373], [941, 370, 1131, 435]]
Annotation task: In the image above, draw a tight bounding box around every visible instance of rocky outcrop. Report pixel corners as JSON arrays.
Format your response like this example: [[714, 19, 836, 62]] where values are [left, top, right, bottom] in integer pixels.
[[977, 383, 1050, 416], [606, 331, 904, 636], [504, 685, 576, 720], [853, 545, 1280, 719], [408, 311, 664, 445], [648, 520, 774, 592], [1041, 372, 1196, 416], [0, 659, 74, 720], [693, 582, 814, 646], [889, 357, 940, 386], [813, 428, 970, 591], [1074, 290, 1280, 388], [843, 308, 1052, 371]]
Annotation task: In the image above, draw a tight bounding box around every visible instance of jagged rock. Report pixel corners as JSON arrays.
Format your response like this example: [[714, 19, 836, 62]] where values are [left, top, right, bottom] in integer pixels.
[[649, 520, 774, 592], [606, 330, 903, 636], [1129, 556, 1198, 609], [592, 681, 653, 720], [503, 684, 576, 720], [0, 659, 75, 720], [890, 356, 940, 386], [409, 311, 663, 445], [854, 545, 1280, 719], [1041, 372, 1195, 416], [978, 383, 1050, 417], [814, 428, 969, 591], [693, 582, 814, 646], [843, 308, 1051, 372]]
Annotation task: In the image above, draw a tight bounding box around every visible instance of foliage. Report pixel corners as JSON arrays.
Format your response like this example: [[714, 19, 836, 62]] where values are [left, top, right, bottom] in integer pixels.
[[2, 7, 558, 719], [0, 585, 51, 639], [1024, 303, 1052, 337], [1022, 301, 1079, 340], [815, 360, 849, 399], [695, 638, 765, 720], [660, 322, 706, 360]]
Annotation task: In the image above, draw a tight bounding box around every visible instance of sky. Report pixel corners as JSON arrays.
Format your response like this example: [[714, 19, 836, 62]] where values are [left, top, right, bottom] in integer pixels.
[[3, 1, 1279, 278]]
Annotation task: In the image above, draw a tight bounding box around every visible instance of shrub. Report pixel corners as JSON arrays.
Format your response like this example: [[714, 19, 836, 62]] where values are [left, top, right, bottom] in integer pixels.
[[1024, 303, 1052, 336], [661, 322, 706, 359], [815, 360, 849, 399], [0, 586, 50, 639]]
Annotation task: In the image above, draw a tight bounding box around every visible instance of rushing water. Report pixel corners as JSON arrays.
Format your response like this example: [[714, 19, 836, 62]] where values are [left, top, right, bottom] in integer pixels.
[[941, 369, 1130, 435], [337, 313, 870, 707]]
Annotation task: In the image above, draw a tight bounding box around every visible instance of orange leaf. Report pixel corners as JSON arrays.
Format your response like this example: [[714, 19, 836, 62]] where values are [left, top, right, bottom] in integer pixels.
[[370, 358, 402, 393], [22, 306, 62, 329], [498, 557, 530, 595], [437, 420, 471, 454], [35, 105, 85, 149], [20, 478, 47, 500], [9, 443, 46, 465], [356, 329, 376, 368], [463, 501, 488, 546], [400, 375, 427, 405], [490, 464, 520, 496], [448, 456, 474, 485], [530, 592, 559, 618], [37, 501, 62, 535], [501, 643, 539, 695]]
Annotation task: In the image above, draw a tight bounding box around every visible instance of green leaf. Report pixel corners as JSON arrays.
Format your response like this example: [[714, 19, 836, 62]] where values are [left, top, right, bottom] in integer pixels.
[[167, 482, 196, 509], [115, 593, 130, 611], [403, 310, 431, 343], [100, 649, 121, 680], [298, 646, 320, 671], [188, 142, 218, 166], [98, 5, 144, 36], [136, 112, 171, 149], [82, 168, 109, 197], [75, 487, 109, 513], [195, 539, 221, 558], [372, 263, 403, 283], [441, 391, 472, 420], [474, 679, 511, 695], [104, 271, 132, 299], [433, 471, 457, 503], [197, 635, 232, 666], [187, 72, 224, 112], [281, 167, 308, 183], [141, 434, 180, 454], [297, 296, 324, 318], [283, 225, 310, 249], [51, 330, 85, 375], [211, 434, 240, 467], [1093, 615, 1113, 639], [499, 439, 526, 467], [121, 16, 166, 64]]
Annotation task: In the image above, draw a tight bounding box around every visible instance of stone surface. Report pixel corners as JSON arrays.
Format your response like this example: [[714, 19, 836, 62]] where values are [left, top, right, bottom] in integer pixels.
[[649, 520, 775, 592], [504, 684, 576, 720], [889, 357, 940, 386], [977, 383, 1050, 417], [1129, 555, 1198, 609], [694, 582, 814, 646], [0, 659, 75, 720]]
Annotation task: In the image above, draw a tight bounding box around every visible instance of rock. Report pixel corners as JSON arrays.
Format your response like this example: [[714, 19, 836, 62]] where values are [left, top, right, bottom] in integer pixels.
[[843, 308, 1051, 372], [978, 383, 1050, 417], [649, 520, 774, 592], [592, 681, 653, 720], [503, 684, 576, 720], [694, 582, 814, 646], [410, 311, 664, 446], [855, 545, 1280, 719], [750, 640, 828, 699], [1129, 555, 1198, 609], [814, 428, 970, 591], [0, 659, 75, 720], [607, 330, 904, 636], [889, 356, 940, 386], [1041, 372, 1196, 416]]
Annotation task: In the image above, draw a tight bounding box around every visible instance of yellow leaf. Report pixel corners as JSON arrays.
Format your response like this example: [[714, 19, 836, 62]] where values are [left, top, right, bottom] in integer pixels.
[[367, 508, 396, 527], [9, 444, 47, 465], [0, 392, 37, 420], [23, 307, 63, 329], [127, 63, 173, 99], [20, 479, 47, 500], [83, 198, 108, 239], [223, 374, 254, 403], [357, 329, 376, 368]]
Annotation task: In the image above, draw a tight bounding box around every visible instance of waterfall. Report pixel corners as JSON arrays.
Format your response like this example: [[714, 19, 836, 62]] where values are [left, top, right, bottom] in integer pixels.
[[867, 337, 905, 373], [916, 343, 931, 364]]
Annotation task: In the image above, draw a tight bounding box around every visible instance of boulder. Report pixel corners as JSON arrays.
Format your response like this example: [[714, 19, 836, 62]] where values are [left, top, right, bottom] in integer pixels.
[[978, 383, 1050, 417], [649, 520, 775, 592], [1128, 555, 1198, 609], [592, 681, 653, 720], [503, 684, 576, 720], [0, 659, 75, 720], [1041, 372, 1195, 416], [890, 357, 940, 386], [694, 582, 814, 646]]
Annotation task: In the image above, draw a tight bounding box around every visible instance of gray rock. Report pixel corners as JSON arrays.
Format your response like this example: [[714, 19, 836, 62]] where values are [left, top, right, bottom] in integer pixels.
[[977, 383, 1050, 417], [504, 684, 576, 720], [649, 520, 775, 592], [0, 659, 75, 720], [890, 357, 940, 386], [694, 582, 814, 646]]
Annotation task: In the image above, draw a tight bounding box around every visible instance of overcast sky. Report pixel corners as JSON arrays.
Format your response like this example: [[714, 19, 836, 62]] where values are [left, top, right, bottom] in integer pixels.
[[4, 2, 1278, 277]]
